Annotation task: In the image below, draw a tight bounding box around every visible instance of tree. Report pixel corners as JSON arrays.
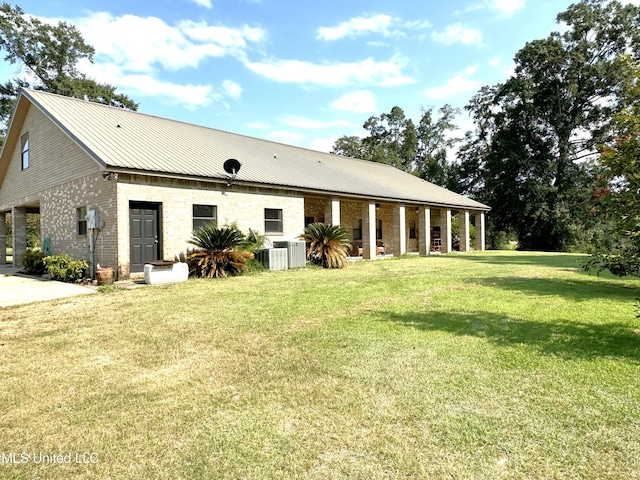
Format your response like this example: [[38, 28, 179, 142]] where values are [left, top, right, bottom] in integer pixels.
[[458, 0, 640, 250], [584, 68, 640, 277], [0, 3, 137, 135], [331, 105, 461, 188]]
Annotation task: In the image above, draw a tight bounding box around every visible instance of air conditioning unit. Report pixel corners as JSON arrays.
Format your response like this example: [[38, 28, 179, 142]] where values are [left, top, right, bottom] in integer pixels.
[[255, 248, 288, 271], [272, 240, 307, 268]]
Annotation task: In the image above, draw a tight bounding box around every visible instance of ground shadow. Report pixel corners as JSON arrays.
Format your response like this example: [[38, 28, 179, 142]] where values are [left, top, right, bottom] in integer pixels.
[[375, 309, 640, 361], [476, 276, 639, 302], [454, 252, 589, 269]]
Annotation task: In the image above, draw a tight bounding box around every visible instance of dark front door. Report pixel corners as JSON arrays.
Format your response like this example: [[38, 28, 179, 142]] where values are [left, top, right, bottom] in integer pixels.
[[130, 202, 161, 272]]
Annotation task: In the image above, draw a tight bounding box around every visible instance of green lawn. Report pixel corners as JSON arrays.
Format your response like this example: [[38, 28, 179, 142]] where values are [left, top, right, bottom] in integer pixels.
[[0, 252, 638, 479]]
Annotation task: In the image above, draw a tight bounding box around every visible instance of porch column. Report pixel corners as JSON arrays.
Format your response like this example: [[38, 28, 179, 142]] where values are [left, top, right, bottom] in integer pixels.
[[393, 203, 406, 257], [0, 212, 6, 264], [440, 208, 452, 254], [418, 207, 431, 256], [12, 206, 27, 267], [459, 210, 470, 253], [475, 212, 486, 251], [324, 197, 341, 226], [362, 201, 377, 260]]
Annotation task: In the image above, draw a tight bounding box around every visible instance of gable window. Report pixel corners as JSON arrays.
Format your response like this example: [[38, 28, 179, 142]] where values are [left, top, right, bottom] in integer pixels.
[[77, 207, 87, 236], [21, 133, 29, 170], [193, 204, 217, 230], [264, 208, 283, 234], [352, 219, 362, 241]]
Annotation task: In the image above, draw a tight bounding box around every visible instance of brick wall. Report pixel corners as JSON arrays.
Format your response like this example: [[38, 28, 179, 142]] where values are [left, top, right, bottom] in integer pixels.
[[40, 172, 118, 268], [115, 175, 305, 278]]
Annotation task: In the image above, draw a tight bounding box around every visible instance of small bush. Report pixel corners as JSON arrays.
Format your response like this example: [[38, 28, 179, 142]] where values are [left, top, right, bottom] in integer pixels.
[[21, 249, 47, 275], [43, 254, 89, 283]]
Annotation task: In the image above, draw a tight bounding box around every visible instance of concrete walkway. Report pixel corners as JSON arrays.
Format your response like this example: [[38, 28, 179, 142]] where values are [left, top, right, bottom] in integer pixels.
[[0, 263, 96, 308]]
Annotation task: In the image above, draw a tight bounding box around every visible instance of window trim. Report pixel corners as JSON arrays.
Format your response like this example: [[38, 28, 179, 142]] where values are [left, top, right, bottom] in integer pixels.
[[20, 133, 29, 170], [192, 204, 217, 231], [264, 208, 283, 234]]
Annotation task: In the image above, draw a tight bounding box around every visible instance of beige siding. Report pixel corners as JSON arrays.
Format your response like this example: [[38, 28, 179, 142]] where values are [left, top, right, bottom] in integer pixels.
[[0, 105, 100, 209], [116, 175, 305, 278]]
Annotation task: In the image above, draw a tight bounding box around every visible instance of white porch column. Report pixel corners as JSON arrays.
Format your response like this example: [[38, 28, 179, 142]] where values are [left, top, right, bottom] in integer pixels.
[[440, 208, 452, 254], [12, 206, 27, 267], [459, 210, 470, 253], [418, 207, 431, 256], [362, 201, 377, 260], [324, 197, 341, 226], [393, 203, 406, 257], [475, 212, 486, 251], [0, 212, 6, 264]]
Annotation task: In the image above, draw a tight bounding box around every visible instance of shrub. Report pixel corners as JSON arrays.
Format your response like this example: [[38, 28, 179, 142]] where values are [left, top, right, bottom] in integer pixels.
[[20, 249, 46, 275], [299, 222, 351, 269], [187, 224, 254, 278], [43, 254, 89, 282]]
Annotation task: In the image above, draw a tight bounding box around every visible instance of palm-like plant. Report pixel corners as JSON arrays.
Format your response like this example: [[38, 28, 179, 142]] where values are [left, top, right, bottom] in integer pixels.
[[187, 223, 254, 278], [299, 222, 351, 269]]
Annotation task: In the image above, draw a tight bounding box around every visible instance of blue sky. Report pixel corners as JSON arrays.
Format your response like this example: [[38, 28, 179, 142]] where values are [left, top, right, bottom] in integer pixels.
[[3, 0, 639, 152]]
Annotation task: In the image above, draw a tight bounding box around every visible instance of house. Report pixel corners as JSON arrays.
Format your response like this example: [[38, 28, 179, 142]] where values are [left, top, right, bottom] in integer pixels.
[[0, 89, 490, 279]]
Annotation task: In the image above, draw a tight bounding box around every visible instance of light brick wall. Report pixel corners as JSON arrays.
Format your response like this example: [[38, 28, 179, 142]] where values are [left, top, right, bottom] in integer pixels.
[[40, 172, 118, 269], [0, 105, 100, 209], [116, 175, 305, 278]]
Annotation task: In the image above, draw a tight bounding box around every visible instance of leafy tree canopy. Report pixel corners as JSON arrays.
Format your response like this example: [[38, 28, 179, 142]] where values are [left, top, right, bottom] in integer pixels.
[[331, 105, 461, 189], [458, 0, 640, 251]]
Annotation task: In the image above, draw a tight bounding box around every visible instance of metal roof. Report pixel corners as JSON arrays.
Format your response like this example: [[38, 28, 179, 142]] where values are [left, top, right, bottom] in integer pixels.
[[19, 89, 489, 211]]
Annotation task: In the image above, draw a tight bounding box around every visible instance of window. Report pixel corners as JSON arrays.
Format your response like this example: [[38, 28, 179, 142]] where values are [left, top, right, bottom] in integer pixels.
[[21, 133, 29, 170], [409, 220, 417, 239], [264, 208, 283, 234], [193, 204, 217, 230], [304, 216, 315, 226], [77, 206, 87, 236], [376, 219, 383, 240], [352, 219, 362, 241]]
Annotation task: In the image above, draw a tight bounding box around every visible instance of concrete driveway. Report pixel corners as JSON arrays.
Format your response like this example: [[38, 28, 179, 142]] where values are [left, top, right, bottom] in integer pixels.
[[0, 264, 96, 308]]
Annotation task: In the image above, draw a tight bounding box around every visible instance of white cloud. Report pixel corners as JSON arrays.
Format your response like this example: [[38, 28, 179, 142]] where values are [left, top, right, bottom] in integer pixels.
[[244, 55, 414, 87], [280, 116, 350, 129], [190, 0, 212, 8], [330, 90, 377, 114], [311, 136, 340, 153], [432, 24, 483, 46], [488, 56, 501, 67], [317, 14, 396, 41], [425, 66, 483, 100], [222, 80, 243, 99], [490, 0, 525, 16], [68, 12, 265, 109], [268, 131, 305, 144]]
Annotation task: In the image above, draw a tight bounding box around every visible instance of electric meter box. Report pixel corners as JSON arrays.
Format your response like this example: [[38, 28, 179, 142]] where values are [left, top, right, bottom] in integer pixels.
[[87, 208, 100, 229]]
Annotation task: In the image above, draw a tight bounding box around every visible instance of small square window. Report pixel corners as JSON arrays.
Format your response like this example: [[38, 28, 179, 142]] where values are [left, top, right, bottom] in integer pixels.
[[193, 204, 217, 230], [264, 208, 283, 234], [77, 206, 87, 236], [21, 133, 29, 170]]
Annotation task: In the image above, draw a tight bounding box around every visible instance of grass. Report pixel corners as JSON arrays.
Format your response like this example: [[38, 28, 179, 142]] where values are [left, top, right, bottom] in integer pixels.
[[0, 251, 639, 479]]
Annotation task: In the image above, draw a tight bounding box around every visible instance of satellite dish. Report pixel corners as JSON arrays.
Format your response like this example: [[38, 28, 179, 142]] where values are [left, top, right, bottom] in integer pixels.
[[223, 158, 241, 175], [223, 158, 241, 186]]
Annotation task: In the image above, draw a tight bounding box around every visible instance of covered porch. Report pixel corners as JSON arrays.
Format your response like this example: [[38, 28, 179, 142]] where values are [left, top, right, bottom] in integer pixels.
[[303, 195, 486, 260], [0, 203, 41, 266]]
